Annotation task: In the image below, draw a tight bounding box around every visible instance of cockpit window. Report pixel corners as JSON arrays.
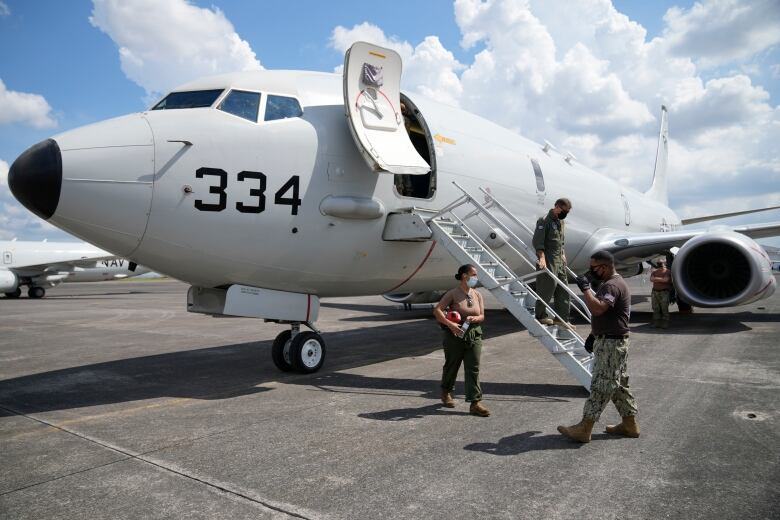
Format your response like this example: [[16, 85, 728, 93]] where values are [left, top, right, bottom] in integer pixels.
[[265, 95, 303, 121], [152, 90, 224, 110], [218, 90, 261, 122]]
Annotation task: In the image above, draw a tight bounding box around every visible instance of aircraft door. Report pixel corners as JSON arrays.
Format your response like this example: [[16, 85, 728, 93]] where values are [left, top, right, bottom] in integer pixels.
[[3, 251, 11, 264], [343, 42, 430, 176]]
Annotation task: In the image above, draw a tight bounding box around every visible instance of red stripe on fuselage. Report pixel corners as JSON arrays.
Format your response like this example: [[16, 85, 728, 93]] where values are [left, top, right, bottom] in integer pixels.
[[384, 241, 437, 294]]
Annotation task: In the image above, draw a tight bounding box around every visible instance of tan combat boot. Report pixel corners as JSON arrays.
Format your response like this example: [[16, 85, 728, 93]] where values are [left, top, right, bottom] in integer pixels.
[[553, 319, 576, 330], [557, 418, 595, 443], [441, 390, 455, 408], [605, 415, 640, 438], [469, 401, 491, 417]]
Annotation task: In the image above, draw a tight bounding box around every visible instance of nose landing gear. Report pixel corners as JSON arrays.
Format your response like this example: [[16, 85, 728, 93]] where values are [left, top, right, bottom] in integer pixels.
[[271, 322, 326, 374]]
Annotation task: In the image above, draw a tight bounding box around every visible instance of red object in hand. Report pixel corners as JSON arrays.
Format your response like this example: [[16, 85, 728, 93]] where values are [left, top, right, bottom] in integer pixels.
[[446, 311, 462, 324]]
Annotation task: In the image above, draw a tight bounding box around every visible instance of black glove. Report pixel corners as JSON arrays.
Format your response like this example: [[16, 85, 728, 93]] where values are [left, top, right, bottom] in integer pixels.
[[575, 275, 591, 292], [584, 334, 595, 353]]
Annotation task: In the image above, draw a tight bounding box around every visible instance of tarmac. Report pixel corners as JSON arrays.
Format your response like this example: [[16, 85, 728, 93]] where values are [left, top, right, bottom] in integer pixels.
[[0, 277, 778, 519]]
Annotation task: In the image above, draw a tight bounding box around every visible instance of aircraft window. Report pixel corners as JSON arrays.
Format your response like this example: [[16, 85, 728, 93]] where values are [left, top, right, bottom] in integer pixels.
[[530, 158, 545, 192], [152, 89, 224, 110], [218, 90, 261, 122], [265, 95, 303, 121]]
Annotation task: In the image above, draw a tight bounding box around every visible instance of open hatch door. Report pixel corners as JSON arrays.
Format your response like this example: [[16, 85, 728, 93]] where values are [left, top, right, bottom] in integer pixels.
[[344, 42, 430, 175]]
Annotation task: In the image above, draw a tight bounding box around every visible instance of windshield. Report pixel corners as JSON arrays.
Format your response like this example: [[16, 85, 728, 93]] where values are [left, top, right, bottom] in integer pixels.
[[152, 89, 224, 110], [218, 90, 261, 122]]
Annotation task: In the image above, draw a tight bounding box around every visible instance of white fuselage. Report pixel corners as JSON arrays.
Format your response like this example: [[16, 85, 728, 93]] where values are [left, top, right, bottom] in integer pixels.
[[42, 71, 679, 297]]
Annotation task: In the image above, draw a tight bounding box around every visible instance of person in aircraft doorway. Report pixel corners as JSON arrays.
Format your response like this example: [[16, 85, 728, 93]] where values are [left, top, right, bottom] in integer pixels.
[[433, 264, 490, 417], [532, 198, 575, 330]]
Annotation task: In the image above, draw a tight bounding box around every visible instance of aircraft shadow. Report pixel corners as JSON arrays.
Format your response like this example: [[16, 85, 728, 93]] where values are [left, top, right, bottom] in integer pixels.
[[306, 372, 585, 404], [0, 314, 561, 417], [629, 310, 776, 334]]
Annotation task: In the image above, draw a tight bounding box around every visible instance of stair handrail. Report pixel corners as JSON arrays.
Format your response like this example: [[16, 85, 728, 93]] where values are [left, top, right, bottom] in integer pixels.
[[478, 187, 581, 282], [438, 214, 586, 345], [448, 181, 591, 322]]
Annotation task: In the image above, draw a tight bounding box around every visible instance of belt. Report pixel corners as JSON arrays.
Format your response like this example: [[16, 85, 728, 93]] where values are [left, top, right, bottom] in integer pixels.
[[652, 288, 670, 292], [596, 334, 629, 340]]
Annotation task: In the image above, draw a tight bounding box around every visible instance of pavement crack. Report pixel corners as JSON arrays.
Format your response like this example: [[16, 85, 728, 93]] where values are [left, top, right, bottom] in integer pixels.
[[0, 404, 315, 519], [0, 457, 129, 497]]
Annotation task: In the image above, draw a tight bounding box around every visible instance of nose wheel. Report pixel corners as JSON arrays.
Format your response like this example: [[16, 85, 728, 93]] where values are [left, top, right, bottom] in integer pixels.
[[271, 323, 326, 374]]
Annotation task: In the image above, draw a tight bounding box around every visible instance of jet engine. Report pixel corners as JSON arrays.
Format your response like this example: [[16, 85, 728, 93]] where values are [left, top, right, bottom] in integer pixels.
[[383, 291, 447, 305], [0, 269, 19, 292], [672, 231, 776, 307]]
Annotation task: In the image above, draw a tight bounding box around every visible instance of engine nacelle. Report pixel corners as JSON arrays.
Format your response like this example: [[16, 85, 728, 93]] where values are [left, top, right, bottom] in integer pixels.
[[672, 231, 776, 307], [0, 269, 19, 292], [383, 291, 447, 305]]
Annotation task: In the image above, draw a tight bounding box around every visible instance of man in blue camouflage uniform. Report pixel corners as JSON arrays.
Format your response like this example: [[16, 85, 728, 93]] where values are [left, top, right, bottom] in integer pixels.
[[532, 198, 574, 329], [558, 250, 640, 443]]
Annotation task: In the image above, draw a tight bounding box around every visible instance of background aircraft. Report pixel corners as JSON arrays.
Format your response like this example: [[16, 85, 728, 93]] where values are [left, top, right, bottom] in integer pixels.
[[7, 42, 778, 375], [1, 239, 150, 298]]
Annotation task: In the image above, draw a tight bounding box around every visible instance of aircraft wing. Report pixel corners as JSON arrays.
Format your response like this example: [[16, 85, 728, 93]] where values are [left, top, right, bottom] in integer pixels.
[[592, 221, 780, 261], [9, 256, 115, 278], [729, 220, 780, 240]]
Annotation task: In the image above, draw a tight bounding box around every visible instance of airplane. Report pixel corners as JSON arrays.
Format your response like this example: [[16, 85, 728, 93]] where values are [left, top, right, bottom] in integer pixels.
[[7, 42, 779, 376], [0, 239, 150, 298]]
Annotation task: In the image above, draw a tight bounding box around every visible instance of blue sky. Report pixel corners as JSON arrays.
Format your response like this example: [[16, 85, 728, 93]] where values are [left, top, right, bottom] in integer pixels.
[[1, 0, 779, 245]]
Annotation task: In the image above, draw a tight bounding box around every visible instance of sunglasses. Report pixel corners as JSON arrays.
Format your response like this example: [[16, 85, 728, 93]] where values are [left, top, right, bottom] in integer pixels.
[[466, 295, 473, 308]]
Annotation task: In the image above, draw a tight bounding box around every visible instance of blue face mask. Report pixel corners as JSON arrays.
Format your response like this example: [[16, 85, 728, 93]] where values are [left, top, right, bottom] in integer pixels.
[[467, 277, 478, 288]]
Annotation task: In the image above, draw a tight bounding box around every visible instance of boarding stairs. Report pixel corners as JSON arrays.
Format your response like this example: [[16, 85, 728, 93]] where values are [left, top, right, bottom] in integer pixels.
[[419, 183, 594, 389]]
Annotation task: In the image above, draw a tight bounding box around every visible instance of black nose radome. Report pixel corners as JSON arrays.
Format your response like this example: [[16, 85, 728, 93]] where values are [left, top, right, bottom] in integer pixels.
[[8, 139, 62, 220]]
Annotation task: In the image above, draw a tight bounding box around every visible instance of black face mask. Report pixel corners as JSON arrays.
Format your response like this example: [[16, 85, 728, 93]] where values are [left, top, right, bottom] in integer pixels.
[[586, 267, 603, 282], [558, 209, 569, 220]]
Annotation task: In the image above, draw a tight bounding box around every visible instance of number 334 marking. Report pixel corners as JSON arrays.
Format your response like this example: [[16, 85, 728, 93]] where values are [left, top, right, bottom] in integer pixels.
[[193, 168, 301, 215]]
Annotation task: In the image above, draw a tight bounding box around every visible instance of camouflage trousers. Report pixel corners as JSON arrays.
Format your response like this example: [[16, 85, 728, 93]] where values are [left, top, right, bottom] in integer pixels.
[[651, 289, 670, 322], [583, 337, 638, 421], [534, 262, 570, 321]]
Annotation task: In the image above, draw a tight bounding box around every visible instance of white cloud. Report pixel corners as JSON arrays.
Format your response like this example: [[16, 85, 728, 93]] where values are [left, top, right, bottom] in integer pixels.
[[89, 0, 262, 102], [670, 74, 773, 139], [0, 2, 9, 17], [0, 159, 7, 186], [663, 0, 780, 69], [0, 79, 57, 128]]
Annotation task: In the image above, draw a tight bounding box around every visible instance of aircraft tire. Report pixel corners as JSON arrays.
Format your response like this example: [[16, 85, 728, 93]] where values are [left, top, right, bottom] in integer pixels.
[[290, 331, 326, 374], [28, 286, 45, 299], [5, 288, 22, 298], [271, 330, 294, 372]]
